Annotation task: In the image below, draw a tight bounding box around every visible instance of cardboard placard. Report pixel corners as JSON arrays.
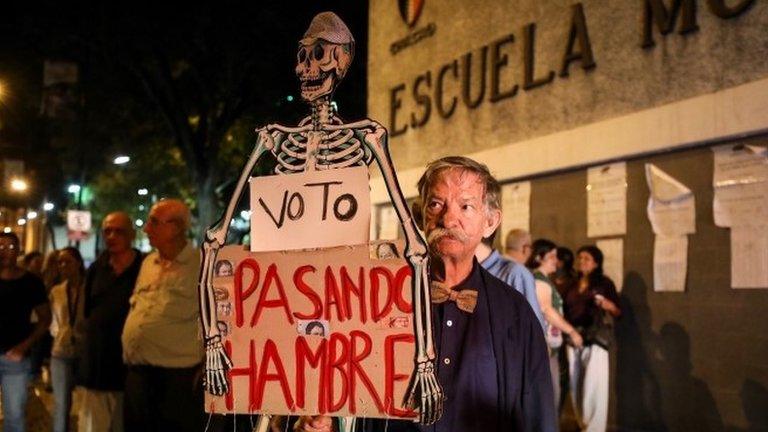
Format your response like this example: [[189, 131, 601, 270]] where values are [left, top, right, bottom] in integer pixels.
[[205, 243, 417, 419], [249, 166, 371, 252]]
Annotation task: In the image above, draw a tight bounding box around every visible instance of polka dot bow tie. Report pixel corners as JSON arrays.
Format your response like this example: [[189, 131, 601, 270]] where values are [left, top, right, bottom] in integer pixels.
[[430, 281, 478, 313]]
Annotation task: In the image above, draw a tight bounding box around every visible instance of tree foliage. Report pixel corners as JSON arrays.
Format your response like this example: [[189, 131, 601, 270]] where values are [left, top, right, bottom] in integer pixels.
[[3, 2, 368, 237]]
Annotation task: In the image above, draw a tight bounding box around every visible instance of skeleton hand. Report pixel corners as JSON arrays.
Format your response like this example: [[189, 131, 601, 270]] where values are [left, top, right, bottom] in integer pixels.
[[204, 334, 234, 396], [405, 359, 444, 425]]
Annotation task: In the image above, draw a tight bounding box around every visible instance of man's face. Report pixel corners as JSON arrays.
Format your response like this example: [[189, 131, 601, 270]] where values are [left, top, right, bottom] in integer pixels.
[[102, 214, 134, 255], [423, 169, 499, 264], [0, 237, 19, 268], [143, 203, 182, 251], [521, 235, 533, 262]]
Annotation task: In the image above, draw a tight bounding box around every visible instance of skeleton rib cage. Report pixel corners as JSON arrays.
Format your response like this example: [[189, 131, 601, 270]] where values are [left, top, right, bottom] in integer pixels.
[[274, 116, 373, 174]]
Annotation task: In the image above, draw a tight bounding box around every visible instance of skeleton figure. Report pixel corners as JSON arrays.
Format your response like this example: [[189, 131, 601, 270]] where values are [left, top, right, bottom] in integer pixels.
[[198, 12, 443, 429]]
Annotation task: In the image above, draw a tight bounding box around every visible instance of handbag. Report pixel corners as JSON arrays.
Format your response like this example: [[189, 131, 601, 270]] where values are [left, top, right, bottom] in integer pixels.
[[583, 309, 614, 349]]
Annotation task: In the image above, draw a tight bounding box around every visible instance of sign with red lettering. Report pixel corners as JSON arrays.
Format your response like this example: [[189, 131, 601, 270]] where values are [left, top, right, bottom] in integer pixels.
[[249, 166, 371, 252], [205, 242, 417, 419]]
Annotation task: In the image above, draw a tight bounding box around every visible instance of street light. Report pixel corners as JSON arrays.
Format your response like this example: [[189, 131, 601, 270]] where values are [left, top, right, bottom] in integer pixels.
[[137, 188, 148, 196], [10, 178, 28, 192], [135, 219, 144, 227], [43, 202, 55, 211], [17, 218, 26, 226], [113, 155, 130, 165], [68, 184, 81, 194], [2, 227, 10, 233], [27, 211, 38, 220]]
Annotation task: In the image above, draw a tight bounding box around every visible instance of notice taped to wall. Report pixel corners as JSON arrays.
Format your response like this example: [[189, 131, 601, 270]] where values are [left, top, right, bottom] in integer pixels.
[[653, 235, 688, 292], [712, 145, 768, 289], [587, 163, 627, 238], [501, 181, 531, 245], [712, 145, 768, 228], [730, 225, 768, 289], [596, 238, 624, 292], [377, 204, 400, 240], [645, 164, 696, 236]]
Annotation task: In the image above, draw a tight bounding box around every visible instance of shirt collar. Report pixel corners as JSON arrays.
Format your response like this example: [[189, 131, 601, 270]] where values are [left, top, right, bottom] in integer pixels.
[[482, 249, 502, 267], [452, 258, 482, 292]]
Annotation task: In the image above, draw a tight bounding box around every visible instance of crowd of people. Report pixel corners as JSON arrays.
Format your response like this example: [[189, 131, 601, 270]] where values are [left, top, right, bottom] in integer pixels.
[[478, 230, 622, 432], [0, 199, 202, 432], [0, 156, 622, 432]]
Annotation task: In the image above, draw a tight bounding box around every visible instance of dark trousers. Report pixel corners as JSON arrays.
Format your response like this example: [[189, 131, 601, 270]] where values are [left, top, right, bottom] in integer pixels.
[[124, 364, 204, 432]]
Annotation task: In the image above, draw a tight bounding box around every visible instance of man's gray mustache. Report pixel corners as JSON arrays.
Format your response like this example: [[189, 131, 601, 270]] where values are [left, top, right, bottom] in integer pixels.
[[427, 228, 469, 245]]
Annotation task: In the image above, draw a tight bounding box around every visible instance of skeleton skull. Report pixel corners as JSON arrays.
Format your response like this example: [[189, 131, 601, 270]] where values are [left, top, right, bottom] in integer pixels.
[[296, 12, 354, 102]]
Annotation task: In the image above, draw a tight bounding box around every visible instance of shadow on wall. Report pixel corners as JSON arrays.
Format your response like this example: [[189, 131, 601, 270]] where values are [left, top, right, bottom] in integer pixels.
[[617, 272, 726, 431], [655, 322, 724, 431], [726, 379, 768, 432], [615, 271, 666, 431]]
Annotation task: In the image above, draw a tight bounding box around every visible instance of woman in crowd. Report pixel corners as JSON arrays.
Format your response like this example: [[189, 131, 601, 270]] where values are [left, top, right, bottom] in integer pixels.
[[553, 246, 576, 298], [42, 250, 61, 290], [525, 239, 583, 422], [49, 247, 85, 432], [564, 245, 621, 432]]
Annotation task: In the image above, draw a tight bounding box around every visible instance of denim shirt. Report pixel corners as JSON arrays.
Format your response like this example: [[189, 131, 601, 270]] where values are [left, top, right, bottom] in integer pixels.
[[480, 250, 546, 330]]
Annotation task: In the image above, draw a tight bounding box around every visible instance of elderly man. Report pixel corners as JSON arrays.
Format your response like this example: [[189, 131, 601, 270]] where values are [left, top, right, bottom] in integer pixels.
[[299, 156, 555, 432], [77, 212, 143, 432], [506, 229, 533, 264], [121, 199, 203, 431]]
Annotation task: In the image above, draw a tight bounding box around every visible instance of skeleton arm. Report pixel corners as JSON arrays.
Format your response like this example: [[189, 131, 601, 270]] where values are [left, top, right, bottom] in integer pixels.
[[336, 120, 443, 425], [199, 125, 302, 396]]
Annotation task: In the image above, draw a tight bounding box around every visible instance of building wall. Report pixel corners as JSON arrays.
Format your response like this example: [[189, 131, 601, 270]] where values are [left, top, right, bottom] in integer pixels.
[[368, 1, 768, 429], [368, 0, 768, 201]]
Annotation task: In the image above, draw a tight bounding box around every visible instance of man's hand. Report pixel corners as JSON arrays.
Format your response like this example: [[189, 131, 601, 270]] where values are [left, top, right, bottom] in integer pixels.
[[295, 416, 333, 432], [5, 343, 28, 362]]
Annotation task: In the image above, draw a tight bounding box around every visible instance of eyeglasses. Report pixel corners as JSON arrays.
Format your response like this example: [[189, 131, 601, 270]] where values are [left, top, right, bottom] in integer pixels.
[[146, 216, 178, 227], [103, 227, 130, 236]]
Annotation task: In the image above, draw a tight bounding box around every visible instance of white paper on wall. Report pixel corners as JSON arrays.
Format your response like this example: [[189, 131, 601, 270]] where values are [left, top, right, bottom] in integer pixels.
[[653, 235, 688, 292], [249, 166, 371, 251], [596, 238, 624, 292], [377, 204, 400, 240], [712, 145, 768, 228], [587, 162, 627, 238], [730, 225, 768, 289], [645, 164, 696, 236], [501, 181, 531, 246], [713, 183, 768, 228], [713, 144, 768, 187]]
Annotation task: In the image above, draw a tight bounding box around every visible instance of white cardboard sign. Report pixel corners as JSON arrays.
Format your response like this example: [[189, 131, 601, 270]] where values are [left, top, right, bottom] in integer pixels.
[[249, 167, 371, 252]]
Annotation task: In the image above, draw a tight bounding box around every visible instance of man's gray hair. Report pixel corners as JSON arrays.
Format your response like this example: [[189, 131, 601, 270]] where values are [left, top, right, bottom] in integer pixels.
[[505, 229, 531, 252], [416, 156, 501, 212]]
